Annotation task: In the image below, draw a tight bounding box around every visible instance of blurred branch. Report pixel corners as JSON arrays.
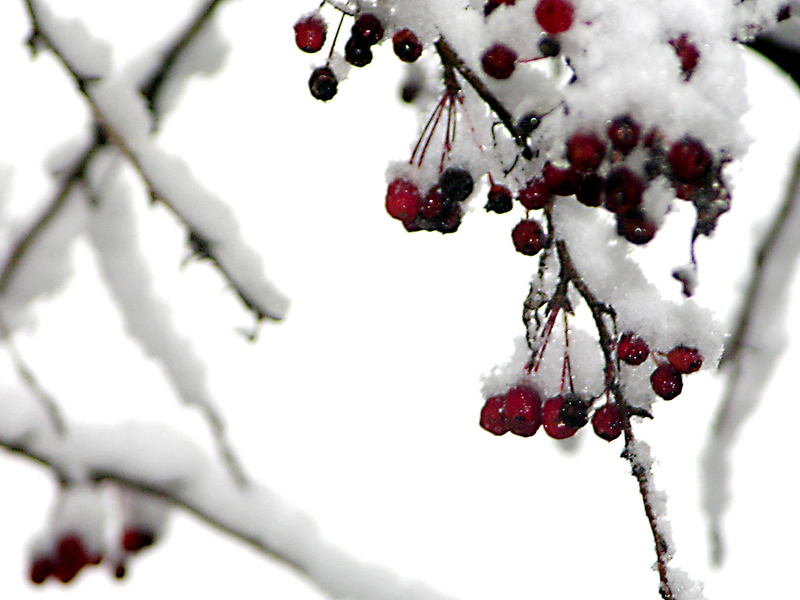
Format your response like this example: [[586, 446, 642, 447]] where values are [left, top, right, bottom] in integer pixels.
[[0, 413, 459, 600]]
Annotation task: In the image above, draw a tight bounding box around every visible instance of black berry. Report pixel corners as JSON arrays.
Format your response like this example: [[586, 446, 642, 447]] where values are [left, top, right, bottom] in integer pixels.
[[308, 66, 338, 101], [439, 167, 474, 202], [486, 185, 514, 214], [345, 36, 373, 67]]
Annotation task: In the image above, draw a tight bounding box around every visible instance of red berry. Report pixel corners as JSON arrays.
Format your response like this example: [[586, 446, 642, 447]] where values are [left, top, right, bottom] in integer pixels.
[[670, 34, 700, 79], [345, 35, 373, 67], [542, 394, 587, 439], [486, 185, 514, 214], [535, 0, 575, 34], [308, 67, 337, 102], [386, 179, 422, 222], [481, 44, 517, 79], [294, 16, 326, 53], [352, 14, 384, 46], [616, 209, 656, 245], [607, 115, 641, 154], [30, 556, 53, 584], [592, 403, 623, 441], [518, 178, 552, 209], [55, 534, 89, 583], [392, 29, 423, 62], [618, 332, 649, 365], [668, 138, 712, 182], [420, 186, 446, 220], [667, 346, 703, 373], [575, 173, 604, 207], [504, 385, 543, 437], [651, 363, 683, 400], [604, 167, 644, 214], [512, 219, 545, 256], [542, 162, 580, 196], [480, 395, 509, 435], [122, 528, 155, 553], [567, 132, 606, 172]]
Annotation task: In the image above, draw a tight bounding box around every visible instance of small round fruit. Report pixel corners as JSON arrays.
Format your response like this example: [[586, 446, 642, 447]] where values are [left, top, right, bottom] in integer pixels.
[[670, 34, 700, 78], [386, 179, 422, 222], [294, 16, 326, 53], [592, 403, 623, 441], [616, 209, 656, 245], [512, 219, 545, 256], [504, 385, 542, 437], [308, 67, 337, 101], [439, 167, 474, 202], [667, 346, 703, 373], [618, 332, 649, 365], [538, 36, 560, 57], [352, 13, 384, 46], [651, 363, 683, 400], [542, 394, 585, 439], [607, 115, 641, 154], [518, 178, 551, 210], [392, 29, 423, 62], [567, 132, 606, 172], [535, 0, 575, 34], [486, 185, 514, 214], [481, 44, 518, 79], [575, 173, 604, 207], [480, 395, 509, 435], [122, 528, 155, 553], [542, 162, 580, 196], [30, 556, 52, 585], [668, 138, 712, 182], [604, 167, 644, 214], [345, 36, 373, 67]]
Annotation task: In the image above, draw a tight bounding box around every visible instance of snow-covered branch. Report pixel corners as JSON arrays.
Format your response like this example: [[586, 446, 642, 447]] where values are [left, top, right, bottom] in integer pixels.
[[0, 387, 459, 600]]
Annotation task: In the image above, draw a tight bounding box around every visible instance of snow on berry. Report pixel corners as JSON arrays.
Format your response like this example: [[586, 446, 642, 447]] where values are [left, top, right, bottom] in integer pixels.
[[534, 0, 575, 35], [294, 15, 326, 53], [592, 403, 623, 441], [386, 179, 422, 222], [667, 346, 703, 374]]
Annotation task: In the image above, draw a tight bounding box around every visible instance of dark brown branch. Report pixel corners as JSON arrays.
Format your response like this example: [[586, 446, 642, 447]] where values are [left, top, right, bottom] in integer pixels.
[[435, 38, 534, 159]]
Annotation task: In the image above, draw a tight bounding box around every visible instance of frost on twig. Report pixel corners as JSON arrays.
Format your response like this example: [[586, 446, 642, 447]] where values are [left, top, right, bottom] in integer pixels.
[[0, 388, 459, 600], [702, 147, 800, 564], [84, 153, 250, 487]]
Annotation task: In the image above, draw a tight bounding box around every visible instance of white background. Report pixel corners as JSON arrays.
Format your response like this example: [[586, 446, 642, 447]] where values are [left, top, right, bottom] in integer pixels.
[[0, 1, 799, 598]]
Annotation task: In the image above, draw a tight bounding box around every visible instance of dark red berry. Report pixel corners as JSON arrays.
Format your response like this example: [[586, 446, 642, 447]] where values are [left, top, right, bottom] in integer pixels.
[[617, 209, 656, 245], [651, 363, 683, 400], [386, 179, 422, 222], [486, 185, 514, 214], [30, 556, 52, 584], [55, 535, 89, 583], [114, 562, 127, 579], [481, 395, 509, 435], [670, 34, 700, 79], [607, 115, 641, 154], [308, 67, 337, 101], [778, 5, 792, 21], [618, 332, 649, 365], [535, 0, 575, 34], [567, 132, 606, 172], [667, 346, 703, 374], [481, 44, 517, 79], [542, 394, 585, 439], [575, 173, 604, 207], [604, 167, 644, 214], [435, 202, 463, 234], [592, 403, 623, 441], [518, 178, 552, 209], [538, 36, 561, 57], [345, 35, 373, 67], [439, 167, 474, 202], [122, 528, 155, 553], [668, 137, 712, 182], [352, 14, 384, 46], [517, 113, 542, 137], [392, 29, 423, 62], [512, 219, 545, 256], [542, 162, 580, 196], [420, 186, 447, 220], [504, 385, 542, 437], [294, 16, 327, 53]]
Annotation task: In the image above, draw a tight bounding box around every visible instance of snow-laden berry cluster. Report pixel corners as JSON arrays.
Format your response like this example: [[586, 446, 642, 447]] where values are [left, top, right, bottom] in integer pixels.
[[293, 0, 788, 440]]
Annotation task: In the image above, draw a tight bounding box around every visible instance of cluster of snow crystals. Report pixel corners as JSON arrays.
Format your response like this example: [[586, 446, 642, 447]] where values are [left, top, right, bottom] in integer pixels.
[[667, 566, 707, 600]]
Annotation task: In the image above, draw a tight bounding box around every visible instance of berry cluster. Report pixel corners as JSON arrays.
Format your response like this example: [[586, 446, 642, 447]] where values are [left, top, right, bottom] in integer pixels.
[[480, 384, 623, 442], [28, 525, 156, 585], [386, 167, 474, 233], [618, 332, 703, 400], [295, 5, 423, 102]]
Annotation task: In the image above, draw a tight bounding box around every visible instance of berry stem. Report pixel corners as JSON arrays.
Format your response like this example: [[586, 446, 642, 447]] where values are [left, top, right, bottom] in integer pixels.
[[326, 10, 347, 62]]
